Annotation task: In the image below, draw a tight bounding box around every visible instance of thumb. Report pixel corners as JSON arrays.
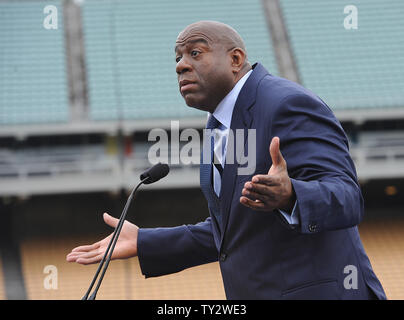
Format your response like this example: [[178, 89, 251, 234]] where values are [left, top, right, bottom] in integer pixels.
[[103, 212, 119, 229], [269, 137, 285, 171]]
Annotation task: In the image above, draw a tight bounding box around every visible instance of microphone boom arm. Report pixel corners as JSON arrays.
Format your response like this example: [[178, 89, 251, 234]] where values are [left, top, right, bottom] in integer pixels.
[[82, 176, 149, 300]]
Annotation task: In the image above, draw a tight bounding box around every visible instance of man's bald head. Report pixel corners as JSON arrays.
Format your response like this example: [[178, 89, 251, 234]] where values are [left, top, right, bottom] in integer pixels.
[[176, 21, 247, 56]]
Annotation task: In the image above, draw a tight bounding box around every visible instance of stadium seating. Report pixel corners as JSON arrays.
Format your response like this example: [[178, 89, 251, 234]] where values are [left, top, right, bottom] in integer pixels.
[[5, 218, 403, 300], [280, 0, 404, 110], [0, 0, 69, 125], [81, 0, 278, 121], [19, 236, 225, 299]]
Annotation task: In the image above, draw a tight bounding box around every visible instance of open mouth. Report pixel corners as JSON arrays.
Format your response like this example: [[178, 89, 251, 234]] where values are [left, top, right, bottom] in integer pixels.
[[179, 80, 197, 94], [180, 83, 197, 93]]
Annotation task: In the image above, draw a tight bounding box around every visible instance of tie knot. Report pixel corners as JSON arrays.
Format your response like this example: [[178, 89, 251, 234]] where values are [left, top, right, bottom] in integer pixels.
[[206, 114, 221, 130]]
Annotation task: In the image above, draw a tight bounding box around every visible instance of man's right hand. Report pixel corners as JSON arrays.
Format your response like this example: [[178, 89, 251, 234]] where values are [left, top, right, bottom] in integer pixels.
[[66, 212, 139, 265]]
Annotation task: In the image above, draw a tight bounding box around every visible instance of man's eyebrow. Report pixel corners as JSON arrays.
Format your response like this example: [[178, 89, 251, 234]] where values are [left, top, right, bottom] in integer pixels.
[[174, 38, 210, 53]]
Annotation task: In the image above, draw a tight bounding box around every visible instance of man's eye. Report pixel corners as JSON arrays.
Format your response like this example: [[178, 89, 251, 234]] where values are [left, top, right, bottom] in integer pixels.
[[175, 56, 181, 63], [191, 50, 200, 57]]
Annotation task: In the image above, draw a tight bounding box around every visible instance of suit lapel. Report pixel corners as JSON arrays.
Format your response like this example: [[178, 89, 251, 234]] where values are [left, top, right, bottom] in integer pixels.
[[218, 63, 268, 246]]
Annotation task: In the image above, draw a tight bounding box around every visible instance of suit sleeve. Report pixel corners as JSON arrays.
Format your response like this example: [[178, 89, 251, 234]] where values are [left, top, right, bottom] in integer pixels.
[[137, 217, 218, 277], [271, 93, 364, 234]]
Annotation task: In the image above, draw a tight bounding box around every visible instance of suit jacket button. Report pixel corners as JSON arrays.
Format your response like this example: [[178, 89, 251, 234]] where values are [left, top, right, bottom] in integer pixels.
[[219, 253, 227, 261], [308, 223, 317, 233]]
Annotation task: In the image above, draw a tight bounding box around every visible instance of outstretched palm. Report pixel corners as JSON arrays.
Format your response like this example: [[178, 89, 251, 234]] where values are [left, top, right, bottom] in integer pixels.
[[66, 213, 139, 265]]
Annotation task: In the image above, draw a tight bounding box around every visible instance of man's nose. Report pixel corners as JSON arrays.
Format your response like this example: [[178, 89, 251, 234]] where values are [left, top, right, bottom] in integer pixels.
[[176, 56, 192, 75]]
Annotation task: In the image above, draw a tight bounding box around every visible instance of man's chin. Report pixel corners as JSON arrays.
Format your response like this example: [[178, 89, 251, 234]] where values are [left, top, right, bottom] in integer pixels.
[[183, 95, 210, 112]]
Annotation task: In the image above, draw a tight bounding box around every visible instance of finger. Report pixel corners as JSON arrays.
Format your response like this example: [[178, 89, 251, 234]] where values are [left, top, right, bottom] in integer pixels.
[[103, 212, 119, 229], [242, 187, 271, 203], [66, 253, 87, 262], [269, 136, 283, 167], [244, 182, 277, 199], [76, 253, 104, 265], [66, 252, 93, 262], [66, 248, 98, 260], [240, 196, 267, 210], [251, 175, 280, 186], [66, 253, 79, 262], [71, 241, 100, 253], [68, 249, 102, 262]]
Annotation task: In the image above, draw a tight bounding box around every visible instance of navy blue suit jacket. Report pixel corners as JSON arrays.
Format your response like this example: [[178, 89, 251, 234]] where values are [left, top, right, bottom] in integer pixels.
[[137, 63, 386, 300]]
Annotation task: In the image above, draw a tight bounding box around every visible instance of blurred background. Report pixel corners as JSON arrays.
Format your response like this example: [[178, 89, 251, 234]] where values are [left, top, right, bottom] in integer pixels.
[[0, 0, 403, 300]]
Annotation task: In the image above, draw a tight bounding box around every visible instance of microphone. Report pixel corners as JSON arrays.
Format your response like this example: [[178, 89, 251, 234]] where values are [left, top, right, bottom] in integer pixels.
[[82, 163, 170, 300], [140, 162, 170, 184]]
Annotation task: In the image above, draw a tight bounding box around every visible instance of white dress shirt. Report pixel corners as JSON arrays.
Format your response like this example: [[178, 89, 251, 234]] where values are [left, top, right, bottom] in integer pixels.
[[208, 70, 298, 225]]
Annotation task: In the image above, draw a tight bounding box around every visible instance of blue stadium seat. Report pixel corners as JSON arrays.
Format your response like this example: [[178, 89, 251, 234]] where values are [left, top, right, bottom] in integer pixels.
[[0, 0, 69, 125], [81, 0, 278, 121], [280, 0, 404, 110]]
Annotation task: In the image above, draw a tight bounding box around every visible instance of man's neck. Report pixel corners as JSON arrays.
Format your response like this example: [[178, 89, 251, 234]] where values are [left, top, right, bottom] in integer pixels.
[[210, 66, 253, 113], [234, 64, 252, 83]]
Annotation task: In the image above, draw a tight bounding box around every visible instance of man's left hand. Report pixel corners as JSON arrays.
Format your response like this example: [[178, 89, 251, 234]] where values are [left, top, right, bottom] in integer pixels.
[[240, 136, 296, 213]]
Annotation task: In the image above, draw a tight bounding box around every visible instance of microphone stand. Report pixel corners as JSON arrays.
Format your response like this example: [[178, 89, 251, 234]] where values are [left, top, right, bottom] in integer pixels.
[[82, 177, 149, 300]]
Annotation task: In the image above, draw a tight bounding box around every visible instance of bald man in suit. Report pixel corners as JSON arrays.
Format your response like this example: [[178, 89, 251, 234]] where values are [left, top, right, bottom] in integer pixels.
[[67, 21, 386, 300]]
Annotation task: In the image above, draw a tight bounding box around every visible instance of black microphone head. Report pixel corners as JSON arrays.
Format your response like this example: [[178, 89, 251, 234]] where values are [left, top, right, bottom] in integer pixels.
[[140, 163, 170, 184]]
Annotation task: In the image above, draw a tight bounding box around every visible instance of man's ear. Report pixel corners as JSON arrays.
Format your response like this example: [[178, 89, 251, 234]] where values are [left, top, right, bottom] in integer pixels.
[[229, 48, 246, 73]]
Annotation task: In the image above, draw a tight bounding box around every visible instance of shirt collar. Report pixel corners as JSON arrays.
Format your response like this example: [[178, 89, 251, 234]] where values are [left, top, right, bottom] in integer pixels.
[[209, 69, 253, 129]]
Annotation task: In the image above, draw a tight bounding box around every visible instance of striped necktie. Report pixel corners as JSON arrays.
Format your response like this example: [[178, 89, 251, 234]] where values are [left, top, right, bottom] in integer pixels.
[[206, 114, 225, 195]]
